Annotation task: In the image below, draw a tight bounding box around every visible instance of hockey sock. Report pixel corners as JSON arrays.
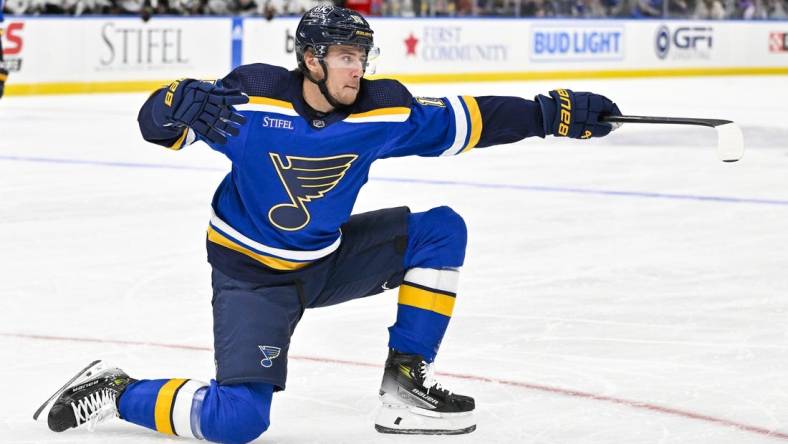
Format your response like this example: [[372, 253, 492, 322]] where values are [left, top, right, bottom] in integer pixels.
[[118, 378, 209, 439], [391, 207, 467, 362], [388, 267, 459, 362], [118, 379, 273, 443]]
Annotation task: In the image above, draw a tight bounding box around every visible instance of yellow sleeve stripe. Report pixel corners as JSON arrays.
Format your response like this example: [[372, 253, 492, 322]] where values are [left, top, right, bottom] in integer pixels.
[[154, 378, 189, 436], [461, 96, 483, 153], [348, 107, 411, 119], [248, 96, 295, 110], [398, 283, 456, 317], [0, 73, 7, 82], [168, 128, 189, 150], [207, 227, 311, 271]]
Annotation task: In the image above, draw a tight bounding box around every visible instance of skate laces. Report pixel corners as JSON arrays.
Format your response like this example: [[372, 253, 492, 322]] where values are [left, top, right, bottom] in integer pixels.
[[419, 362, 452, 395], [71, 388, 118, 431]]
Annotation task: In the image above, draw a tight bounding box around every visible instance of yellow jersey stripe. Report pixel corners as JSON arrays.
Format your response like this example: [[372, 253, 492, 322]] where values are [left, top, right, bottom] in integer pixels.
[[168, 128, 189, 150], [0, 73, 7, 82], [207, 227, 311, 271], [154, 379, 188, 435], [461, 96, 482, 153], [248, 96, 295, 110], [398, 284, 456, 317], [347, 107, 411, 119]]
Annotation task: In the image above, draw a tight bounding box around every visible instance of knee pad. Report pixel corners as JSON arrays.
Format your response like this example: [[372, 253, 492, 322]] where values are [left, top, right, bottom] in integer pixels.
[[405, 206, 468, 269], [200, 381, 273, 444]]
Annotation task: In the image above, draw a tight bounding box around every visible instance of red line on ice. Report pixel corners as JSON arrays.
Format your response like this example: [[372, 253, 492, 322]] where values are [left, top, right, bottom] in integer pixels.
[[5, 332, 787, 441]]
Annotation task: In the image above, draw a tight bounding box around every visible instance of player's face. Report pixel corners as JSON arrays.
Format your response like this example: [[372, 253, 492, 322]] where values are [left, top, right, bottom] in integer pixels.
[[322, 45, 367, 105]]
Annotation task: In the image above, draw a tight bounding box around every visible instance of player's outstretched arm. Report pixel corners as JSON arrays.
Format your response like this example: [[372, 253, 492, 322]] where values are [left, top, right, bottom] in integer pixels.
[[380, 88, 621, 158], [536, 89, 622, 139], [137, 79, 249, 149]]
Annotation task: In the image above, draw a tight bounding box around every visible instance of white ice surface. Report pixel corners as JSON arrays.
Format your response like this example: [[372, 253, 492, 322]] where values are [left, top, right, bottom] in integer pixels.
[[1, 76, 788, 443]]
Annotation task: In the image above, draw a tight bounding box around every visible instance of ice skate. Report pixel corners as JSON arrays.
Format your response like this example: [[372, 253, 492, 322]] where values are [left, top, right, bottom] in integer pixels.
[[376, 349, 476, 435], [33, 360, 135, 432]]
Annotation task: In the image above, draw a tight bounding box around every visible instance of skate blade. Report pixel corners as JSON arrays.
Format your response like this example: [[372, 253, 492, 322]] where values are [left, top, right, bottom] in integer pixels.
[[33, 360, 104, 421], [375, 424, 477, 435], [374, 404, 476, 435]]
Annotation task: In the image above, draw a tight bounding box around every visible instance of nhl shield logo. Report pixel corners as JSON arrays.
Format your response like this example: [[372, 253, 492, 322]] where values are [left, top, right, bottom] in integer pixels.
[[258, 345, 281, 368]]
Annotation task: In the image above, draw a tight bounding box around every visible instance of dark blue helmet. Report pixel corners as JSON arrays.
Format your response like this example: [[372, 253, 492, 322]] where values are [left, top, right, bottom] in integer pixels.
[[295, 5, 374, 72]]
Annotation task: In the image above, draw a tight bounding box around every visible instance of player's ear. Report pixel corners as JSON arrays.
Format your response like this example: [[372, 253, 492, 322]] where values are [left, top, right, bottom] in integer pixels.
[[304, 49, 322, 78]]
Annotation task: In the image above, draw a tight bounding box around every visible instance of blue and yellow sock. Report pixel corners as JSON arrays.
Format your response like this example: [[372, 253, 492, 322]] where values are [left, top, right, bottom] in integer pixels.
[[388, 267, 460, 362], [118, 379, 273, 443], [118, 378, 209, 438]]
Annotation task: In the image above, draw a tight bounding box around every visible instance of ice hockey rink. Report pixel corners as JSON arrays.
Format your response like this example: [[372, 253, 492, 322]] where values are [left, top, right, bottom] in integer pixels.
[[1, 75, 787, 443]]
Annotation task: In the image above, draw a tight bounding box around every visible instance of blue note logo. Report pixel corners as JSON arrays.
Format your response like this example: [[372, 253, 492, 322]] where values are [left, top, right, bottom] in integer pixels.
[[268, 153, 357, 231], [258, 345, 281, 368]]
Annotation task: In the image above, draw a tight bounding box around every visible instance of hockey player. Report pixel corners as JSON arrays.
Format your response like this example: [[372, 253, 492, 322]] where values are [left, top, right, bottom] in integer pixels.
[[0, 0, 8, 99], [35, 5, 622, 443]]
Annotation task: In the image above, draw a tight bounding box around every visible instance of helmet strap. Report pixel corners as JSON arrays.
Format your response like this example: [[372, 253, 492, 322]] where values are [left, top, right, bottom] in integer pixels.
[[303, 58, 347, 111]]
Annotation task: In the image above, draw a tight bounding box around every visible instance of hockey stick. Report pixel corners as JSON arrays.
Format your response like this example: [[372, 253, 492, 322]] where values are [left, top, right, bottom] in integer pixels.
[[601, 115, 744, 162]]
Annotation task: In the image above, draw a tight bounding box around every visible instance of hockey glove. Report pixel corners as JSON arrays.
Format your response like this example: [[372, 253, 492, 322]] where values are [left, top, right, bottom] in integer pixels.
[[0, 67, 8, 99], [536, 89, 621, 139], [153, 79, 249, 145]]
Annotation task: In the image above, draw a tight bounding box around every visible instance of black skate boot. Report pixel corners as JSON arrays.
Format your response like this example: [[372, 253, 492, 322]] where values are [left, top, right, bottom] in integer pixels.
[[33, 360, 136, 432], [375, 349, 476, 435]]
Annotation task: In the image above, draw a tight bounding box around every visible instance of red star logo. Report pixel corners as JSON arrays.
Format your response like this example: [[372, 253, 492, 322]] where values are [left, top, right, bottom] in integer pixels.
[[404, 33, 419, 56]]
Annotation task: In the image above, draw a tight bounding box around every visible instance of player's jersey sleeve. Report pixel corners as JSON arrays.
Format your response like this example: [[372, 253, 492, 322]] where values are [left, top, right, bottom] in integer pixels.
[[380, 95, 547, 158]]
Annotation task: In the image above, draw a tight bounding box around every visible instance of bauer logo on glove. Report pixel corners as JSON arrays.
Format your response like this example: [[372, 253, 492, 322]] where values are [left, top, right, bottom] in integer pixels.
[[536, 88, 622, 139], [164, 79, 181, 107]]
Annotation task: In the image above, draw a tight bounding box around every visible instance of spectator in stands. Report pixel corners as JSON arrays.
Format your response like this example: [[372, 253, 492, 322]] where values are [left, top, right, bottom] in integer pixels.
[[734, 0, 762, 18], [1, 0, 783, 18], [693, 0, 726, 18], [522, 0, 557, 16], [3, 0, 31, 15], [765, 0, 786, 16], [635, 0, 662, 16], [572, 0, 606, 17], [236, 0, 259, 15], [667, 0, 688, 16]]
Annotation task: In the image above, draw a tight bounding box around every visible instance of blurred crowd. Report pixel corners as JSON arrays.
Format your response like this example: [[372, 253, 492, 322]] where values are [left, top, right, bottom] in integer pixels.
[[2, 0, 786, 18]]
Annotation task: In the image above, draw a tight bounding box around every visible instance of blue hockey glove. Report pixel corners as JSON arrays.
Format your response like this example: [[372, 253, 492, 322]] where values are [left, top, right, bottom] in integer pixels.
[[536, 89, 621, 139], [154, 79, 249, 145], [0, 67, 7, 99]]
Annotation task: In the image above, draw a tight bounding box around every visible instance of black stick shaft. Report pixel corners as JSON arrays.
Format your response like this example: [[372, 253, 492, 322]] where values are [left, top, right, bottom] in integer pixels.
[[602, 115, 732, 128]]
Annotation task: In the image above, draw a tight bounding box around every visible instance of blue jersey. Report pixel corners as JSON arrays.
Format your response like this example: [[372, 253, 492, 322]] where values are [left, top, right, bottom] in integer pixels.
[[138, 64, 545, 275]]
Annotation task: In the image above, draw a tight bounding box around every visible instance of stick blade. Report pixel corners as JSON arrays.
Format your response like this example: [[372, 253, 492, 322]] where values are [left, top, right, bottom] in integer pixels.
[[716, 122, 744, 162]]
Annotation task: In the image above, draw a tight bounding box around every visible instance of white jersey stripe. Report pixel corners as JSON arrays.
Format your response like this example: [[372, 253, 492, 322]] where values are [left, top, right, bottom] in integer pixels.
[[210, 211, 342, 261], [345, 114, 411, 123], [235, 103, 300, 116], [441, 96, 469, 157]]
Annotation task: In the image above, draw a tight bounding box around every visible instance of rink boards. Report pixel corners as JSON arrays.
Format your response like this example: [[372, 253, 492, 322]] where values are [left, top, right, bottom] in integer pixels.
[[1, 16, 787, 94]]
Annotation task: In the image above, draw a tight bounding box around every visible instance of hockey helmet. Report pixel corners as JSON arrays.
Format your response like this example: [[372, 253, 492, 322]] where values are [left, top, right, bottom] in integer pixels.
[[295, 5, 376, 72]]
